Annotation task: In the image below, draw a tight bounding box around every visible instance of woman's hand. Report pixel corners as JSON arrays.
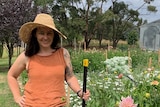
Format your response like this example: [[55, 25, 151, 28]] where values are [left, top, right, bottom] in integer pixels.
[[15, 95, 25, 107], [77, 90, 90, 101]]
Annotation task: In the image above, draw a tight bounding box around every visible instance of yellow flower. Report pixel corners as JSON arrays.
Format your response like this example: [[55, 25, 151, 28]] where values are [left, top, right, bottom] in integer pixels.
[[114, 71, 117, 74], [129, 69, 132, 72], [151, 80, 159, 86], [145, 93, 150, 98], [104, 78, 108, 80], [157, 74, 160, 79], [143, 71, 147, 74], [115, 101, 119, 107]]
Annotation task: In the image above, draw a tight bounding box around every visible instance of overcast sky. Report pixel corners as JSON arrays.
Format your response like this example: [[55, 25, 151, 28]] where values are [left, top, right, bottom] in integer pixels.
[[103, 0, 160, 23]]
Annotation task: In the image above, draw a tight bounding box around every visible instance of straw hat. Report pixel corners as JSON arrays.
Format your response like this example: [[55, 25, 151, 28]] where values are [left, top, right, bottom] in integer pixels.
[[19, 13, 67, 43]]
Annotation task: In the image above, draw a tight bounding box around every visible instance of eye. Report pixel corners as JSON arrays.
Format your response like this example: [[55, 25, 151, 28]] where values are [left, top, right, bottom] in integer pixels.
[[38, 31, 45, 35], [47, 32, 53, 35]]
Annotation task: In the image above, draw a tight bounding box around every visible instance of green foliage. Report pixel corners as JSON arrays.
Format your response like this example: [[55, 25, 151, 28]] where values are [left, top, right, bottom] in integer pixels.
[[131, 49, 158, 69], [34, 0, 53, 6], [130, 70, 160, 107], [2, 47, 160, 107], [70, 50, 106, 73], [69, 48, 160, 106], [147, 5, 157, 12], [70, 47, 159, 73], [127, 30, 138, 45]]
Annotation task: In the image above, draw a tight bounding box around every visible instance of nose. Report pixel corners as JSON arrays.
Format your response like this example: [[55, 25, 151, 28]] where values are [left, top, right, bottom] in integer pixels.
[[43, 34, 49, 39]]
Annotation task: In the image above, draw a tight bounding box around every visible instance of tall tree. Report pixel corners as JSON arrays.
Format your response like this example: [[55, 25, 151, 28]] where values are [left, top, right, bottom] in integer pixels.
[[78, 0, 109, 49], [102, 1, 140, 48], [0, 0, 37, 68], [50, 0, 85, 46]]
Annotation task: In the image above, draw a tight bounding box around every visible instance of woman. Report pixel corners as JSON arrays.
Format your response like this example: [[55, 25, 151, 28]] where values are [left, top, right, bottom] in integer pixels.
[[7, 13, 90, 107]]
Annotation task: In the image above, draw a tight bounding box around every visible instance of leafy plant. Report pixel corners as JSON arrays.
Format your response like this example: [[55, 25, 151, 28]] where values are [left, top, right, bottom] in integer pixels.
[[104, 56, 131, 74]]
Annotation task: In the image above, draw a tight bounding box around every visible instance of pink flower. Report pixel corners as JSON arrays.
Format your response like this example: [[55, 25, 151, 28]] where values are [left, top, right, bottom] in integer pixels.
[[118, 73, 123, 79], [119, 96, 137, 107], [151, 80, 159, 86]]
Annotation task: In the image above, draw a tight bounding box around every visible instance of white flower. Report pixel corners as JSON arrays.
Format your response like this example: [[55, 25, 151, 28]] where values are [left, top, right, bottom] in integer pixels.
[[104, 56, 131, 74]]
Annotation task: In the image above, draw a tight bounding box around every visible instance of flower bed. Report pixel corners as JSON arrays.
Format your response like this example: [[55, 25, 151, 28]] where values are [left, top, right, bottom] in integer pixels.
[[68, 49, 160, 107]]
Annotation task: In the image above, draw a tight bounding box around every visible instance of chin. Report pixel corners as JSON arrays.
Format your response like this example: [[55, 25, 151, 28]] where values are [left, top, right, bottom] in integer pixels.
[[41, 44, 51, 48]]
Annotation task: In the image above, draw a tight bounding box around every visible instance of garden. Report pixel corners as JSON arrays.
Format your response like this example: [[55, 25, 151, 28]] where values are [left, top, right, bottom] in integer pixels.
[[0, 44, 160, 107], [68, 46, 160, 107]]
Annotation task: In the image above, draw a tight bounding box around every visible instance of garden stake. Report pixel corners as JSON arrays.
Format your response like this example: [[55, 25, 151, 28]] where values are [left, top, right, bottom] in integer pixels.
[[148, 57, 152, 68], [82, 59, 89, 107]]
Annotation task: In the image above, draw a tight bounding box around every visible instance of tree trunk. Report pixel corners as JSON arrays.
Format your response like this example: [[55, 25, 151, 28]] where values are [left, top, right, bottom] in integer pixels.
[[7, 43, 13, 69], [0, 42, 3, 58]]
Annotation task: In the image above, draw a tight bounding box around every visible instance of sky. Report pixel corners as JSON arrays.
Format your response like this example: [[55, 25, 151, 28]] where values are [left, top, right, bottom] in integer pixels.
[[103, 0, 160, 23]]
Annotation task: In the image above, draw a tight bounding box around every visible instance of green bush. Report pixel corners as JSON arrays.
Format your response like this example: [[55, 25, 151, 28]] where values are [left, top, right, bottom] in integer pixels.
[[70, 50, 106, 73]]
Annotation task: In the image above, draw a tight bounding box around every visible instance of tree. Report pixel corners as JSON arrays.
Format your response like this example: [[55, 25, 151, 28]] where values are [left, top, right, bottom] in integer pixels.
[[51, 0, 109, 49], [23, 0, 157, 49], [101, 1, 141, 48], [0, 0, 37, 68], [77, 0, 110, 49], [50, 0, 85, 47], [126, 29, 139, 46]]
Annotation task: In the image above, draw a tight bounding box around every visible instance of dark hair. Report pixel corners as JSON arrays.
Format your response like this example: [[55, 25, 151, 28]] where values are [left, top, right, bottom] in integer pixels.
[[25, 28, 61, 57]]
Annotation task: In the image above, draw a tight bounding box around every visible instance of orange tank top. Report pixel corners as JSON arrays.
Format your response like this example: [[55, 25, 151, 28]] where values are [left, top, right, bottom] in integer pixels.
[[24, 48, 67, 107]]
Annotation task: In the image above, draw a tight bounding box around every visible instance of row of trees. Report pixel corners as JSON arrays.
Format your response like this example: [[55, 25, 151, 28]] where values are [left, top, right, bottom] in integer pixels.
[[0, 0, 157, 67]]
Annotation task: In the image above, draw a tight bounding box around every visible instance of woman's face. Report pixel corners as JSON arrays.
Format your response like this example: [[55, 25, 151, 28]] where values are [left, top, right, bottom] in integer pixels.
[[36, 26, 54, 48]]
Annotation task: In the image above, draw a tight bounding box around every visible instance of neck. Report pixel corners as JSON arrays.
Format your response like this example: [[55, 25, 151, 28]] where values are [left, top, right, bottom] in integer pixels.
[[38, 48, 55, 56]]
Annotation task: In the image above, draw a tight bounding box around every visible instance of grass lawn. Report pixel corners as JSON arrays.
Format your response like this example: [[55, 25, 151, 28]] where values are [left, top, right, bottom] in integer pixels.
[[0, 49, 19, 107], [0, 72, 18, 107]]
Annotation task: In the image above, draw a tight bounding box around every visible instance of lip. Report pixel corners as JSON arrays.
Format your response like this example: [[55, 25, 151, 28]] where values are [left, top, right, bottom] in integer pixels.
[[41, 40, 50, 44]]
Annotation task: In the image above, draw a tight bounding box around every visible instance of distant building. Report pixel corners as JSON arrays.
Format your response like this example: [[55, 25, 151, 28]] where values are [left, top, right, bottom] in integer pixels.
[[140, 19, 160, 51]]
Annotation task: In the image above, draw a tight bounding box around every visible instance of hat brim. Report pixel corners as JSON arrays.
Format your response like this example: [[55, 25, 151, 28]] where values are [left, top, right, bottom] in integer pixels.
[[19, 22, 67, 43]]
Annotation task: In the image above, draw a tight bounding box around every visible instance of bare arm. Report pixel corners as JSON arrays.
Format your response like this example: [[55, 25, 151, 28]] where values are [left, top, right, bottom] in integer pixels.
[[63, 48, 90, 100], [63, 48, 81, 93], [7, 52, 27, 104], [64, 49, 90, 100]]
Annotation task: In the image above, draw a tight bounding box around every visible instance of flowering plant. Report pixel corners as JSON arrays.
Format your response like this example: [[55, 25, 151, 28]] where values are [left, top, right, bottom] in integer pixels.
[[104, 56, 131, 74], [119, 96, 137, 107]]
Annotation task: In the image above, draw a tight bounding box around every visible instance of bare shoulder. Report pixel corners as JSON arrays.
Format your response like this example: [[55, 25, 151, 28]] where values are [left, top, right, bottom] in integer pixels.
[[62, 48, 70, 55], [62, 48, 70, 59], [18, 51, 28, 61], [14, 51, 28, 67], [8, 51, 28, 77]]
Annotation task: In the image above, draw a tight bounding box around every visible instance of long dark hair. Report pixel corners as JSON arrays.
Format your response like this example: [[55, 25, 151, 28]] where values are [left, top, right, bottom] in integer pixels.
[[25, 28, 61, 57]]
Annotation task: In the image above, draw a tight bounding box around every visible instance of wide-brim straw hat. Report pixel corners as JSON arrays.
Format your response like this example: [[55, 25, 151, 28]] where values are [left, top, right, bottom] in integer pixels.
[[19, 13, 67, 43]]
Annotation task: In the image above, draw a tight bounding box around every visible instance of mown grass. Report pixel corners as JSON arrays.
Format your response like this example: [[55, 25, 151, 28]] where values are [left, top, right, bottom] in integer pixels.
[[0, 67, 18, 107], [0, 72, 18, 107], [0, 48, 20, 107]]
